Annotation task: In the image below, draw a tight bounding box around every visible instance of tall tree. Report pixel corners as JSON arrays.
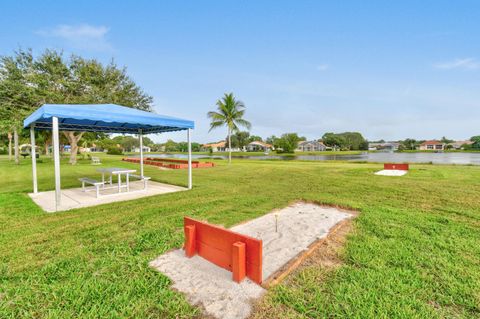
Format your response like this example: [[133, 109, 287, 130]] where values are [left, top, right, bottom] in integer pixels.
[[207, 93, 251, 164], [402, 138, 418, 150], [440, 136, 454, 144], [471, 136, 480, 149], [322, 132, 367, 150], [248, 135, 263, 143], [0, 49, 37, 164], [322, 132, 346, 150], [277, 133, 301, 153], [34, 51, 152, 164], [0, 49, 153, 164], [266, 135, 279, 149], [230, 131, 250, 149], [7, 132, 12, 160]]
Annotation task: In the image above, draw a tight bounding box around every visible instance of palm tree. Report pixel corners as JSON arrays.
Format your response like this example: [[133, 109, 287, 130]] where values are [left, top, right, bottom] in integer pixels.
[[207, 93, 251, 164]]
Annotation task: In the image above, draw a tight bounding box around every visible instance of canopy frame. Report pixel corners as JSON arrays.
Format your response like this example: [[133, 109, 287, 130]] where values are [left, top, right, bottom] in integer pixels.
[[26, 104, 194, 211]]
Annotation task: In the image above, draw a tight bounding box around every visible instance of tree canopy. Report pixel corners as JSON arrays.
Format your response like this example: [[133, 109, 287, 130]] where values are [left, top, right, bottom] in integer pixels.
[[277, 133, 302, 153], [401, 138, 418, 150], [0, 49, 153, 164], [322, 132, 368, 150], [207, 93, 251, 163], [470, 136, 480, 149]]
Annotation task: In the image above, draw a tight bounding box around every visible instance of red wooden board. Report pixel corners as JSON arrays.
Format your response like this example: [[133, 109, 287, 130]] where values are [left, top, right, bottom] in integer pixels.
[[184, 217, 263, 284], [384, 163, 409, 171], [122, 158, 214, 169]]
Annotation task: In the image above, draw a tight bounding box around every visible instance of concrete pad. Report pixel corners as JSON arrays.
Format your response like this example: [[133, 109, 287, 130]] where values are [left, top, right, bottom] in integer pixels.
[[29, 181, 186, 212], [375, 169, 408, 176], [150, 202, 353, 319]]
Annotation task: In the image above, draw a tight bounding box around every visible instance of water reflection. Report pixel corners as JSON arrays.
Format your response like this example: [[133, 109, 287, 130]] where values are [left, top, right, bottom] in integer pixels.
[[135, 152, 480, 165]]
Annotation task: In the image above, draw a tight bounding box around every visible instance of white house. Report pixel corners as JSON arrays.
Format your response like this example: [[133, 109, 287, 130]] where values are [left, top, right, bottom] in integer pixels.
[[448, 140, 474, 150], [419, 140, 445, 151], [297, 140, 327, 152], [132, 146, 151, 153], [201, 141, 226, 152], [247, 141, 273, 152]]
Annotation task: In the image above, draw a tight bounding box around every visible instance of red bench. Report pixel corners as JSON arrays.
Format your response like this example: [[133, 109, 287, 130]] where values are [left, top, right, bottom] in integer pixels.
[[184, 217, 263, 284]]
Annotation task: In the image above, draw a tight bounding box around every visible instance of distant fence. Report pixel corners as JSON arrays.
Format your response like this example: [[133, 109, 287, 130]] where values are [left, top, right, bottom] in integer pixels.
[[384, 163, 409, 171], [184, 217, 263, 284]]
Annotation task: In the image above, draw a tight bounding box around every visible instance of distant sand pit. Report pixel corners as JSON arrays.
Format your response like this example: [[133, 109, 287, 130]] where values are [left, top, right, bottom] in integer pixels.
[[150, 202, 355, 319], [375, 169, 408, 176]]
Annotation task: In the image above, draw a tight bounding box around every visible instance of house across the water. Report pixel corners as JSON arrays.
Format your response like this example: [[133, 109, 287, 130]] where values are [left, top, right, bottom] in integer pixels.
[[201, 141, 226, 152], [296, 140, 327, 152], [419, 140, 445, 151], [247, 141, 273, 152], [448, 140, 474, 150], [132, 146, 152, 153], [201, 141, 242, 152], [368, 142, 400, 151]]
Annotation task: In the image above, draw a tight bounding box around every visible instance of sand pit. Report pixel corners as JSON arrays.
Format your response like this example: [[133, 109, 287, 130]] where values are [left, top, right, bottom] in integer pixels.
[[375, 169, 408, 176], [149, 202, 353, 319]]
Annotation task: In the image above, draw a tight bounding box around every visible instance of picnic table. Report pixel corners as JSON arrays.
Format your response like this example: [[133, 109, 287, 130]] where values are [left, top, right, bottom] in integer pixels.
[[21, 153, 40, 159], [96, 167, 137, 193]]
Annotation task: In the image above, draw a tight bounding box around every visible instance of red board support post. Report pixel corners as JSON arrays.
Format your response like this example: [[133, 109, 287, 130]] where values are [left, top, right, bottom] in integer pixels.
[[183, 217, 263, 284], [232, 242, 246, 282], [185, 225, 196, 257]]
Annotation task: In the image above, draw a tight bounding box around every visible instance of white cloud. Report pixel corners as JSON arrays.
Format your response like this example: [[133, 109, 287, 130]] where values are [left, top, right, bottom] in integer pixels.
[[36, 24, 112, 51], [316, 64, 329, 71], [434, 58, 479, 70]]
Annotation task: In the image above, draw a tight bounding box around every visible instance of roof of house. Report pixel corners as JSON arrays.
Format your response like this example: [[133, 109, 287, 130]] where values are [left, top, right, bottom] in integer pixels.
[[298, 140, 326, 146], [449, 140, 474, 145], [203, 141, 226, 148], [368, 142, 400, 147], [248, 141, 272, 148], [420, 140, 443, 146]]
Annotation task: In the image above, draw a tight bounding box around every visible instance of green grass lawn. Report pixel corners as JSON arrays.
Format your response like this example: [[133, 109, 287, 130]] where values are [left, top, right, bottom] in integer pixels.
[[0, 155, 479, 318]]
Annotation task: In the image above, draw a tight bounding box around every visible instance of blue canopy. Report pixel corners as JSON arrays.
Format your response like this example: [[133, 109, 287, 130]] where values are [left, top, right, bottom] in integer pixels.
[[23, 104, 194, 134]]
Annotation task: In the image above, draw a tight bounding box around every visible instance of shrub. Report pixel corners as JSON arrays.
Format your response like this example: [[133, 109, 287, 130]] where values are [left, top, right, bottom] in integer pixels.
[[107, 147, 123, 155], [277, 133, 301, 153]]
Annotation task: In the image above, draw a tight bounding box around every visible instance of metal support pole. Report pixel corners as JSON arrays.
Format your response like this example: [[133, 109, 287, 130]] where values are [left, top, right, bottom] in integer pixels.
[[30, 124, 38, 193], [187, 128, 192, 189], [52, 117, 61, 210], [139, 129, 144, 178]]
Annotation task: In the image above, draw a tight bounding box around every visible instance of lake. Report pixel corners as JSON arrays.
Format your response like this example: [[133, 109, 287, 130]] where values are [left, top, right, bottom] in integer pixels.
[[136, 152, 480, 165]]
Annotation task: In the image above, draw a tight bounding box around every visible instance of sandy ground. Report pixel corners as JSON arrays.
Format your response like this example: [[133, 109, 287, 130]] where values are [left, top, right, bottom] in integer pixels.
[[231, 202, 352, 281], [251, 213, 356, 319], [150, 250, 265, 319], [149, 202, 353, 319], [375, 169, 408, 176]]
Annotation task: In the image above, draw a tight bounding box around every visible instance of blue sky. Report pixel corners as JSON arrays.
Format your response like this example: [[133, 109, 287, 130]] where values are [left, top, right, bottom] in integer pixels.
[[1, 1, 479, 143]]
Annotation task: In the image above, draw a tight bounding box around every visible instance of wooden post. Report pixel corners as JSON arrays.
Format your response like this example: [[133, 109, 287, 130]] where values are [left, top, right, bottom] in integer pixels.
[[232, 241, 246, 283]]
